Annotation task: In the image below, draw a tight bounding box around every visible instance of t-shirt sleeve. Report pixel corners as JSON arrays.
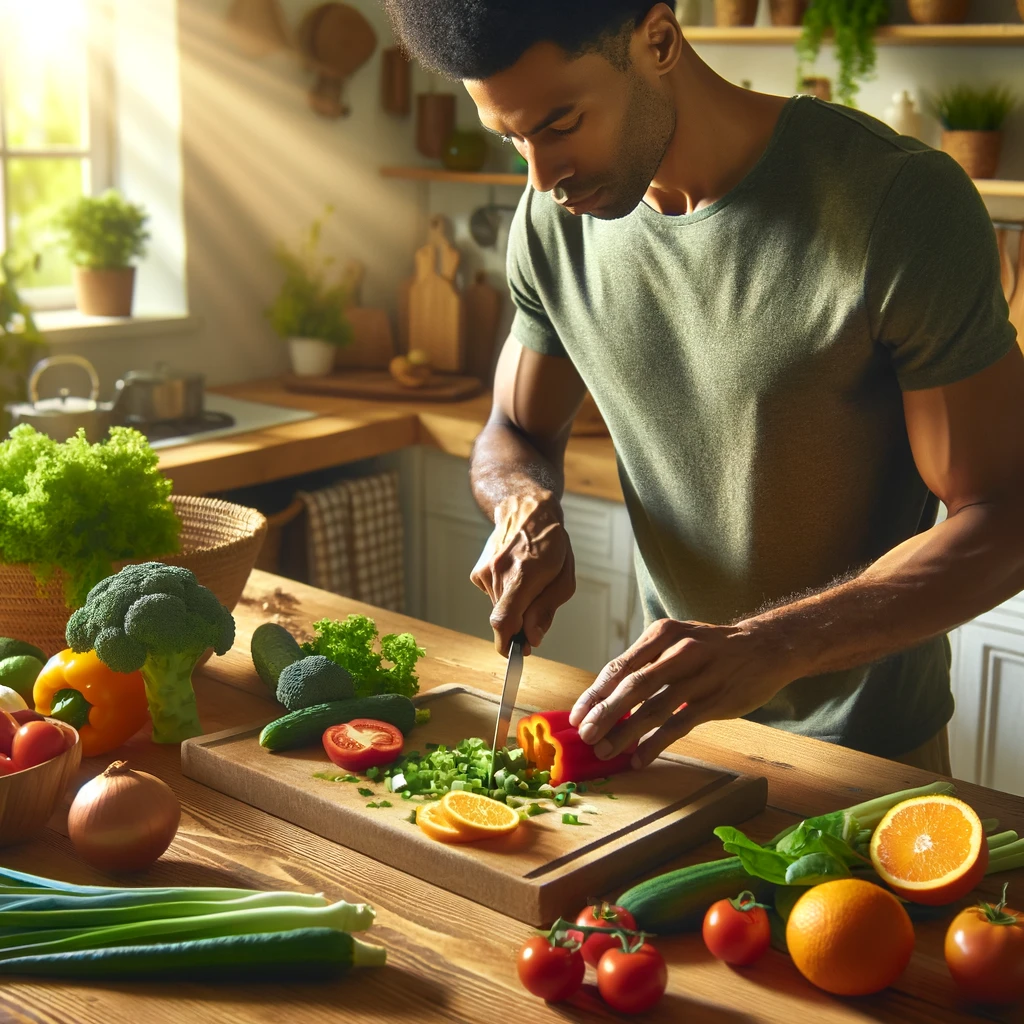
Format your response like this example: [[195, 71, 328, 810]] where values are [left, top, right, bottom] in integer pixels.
[[506, 188, 569, 358], [864, 149, 1016, 391]]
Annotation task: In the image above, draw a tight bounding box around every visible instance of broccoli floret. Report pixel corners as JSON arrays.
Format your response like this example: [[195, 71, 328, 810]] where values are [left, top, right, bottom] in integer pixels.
[[276, 655, 354, 712], [65, 561, 235, 744]]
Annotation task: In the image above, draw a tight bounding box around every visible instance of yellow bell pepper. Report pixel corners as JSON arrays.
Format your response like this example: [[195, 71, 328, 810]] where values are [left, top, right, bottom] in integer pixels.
[[33, 649, 149, 758]]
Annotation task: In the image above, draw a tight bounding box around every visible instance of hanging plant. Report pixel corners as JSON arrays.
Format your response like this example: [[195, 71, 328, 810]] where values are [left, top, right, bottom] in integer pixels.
[[796, 0, 889, 107]]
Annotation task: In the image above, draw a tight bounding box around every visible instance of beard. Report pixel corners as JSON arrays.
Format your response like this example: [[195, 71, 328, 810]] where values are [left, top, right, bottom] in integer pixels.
[[589, 72, 676, 221]]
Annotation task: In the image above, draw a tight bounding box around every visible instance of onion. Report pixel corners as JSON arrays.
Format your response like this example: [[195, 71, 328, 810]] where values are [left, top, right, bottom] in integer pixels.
[[68, 761, 181, 873]]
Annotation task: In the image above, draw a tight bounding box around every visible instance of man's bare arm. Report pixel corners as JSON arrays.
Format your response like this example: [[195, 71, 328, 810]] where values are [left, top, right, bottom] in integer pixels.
[[469, 338, 588, 654]]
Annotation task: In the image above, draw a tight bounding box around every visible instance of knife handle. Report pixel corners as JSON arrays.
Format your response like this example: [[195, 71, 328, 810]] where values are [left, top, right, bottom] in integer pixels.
[[511, 630, 528, 647]]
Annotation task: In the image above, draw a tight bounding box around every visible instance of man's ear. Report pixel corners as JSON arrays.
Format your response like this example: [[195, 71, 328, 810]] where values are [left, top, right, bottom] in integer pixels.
[[634, 2, 684, 76]]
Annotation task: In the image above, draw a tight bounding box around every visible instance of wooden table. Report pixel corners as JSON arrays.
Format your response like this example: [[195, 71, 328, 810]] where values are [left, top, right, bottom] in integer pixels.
[[157, 379, 624, 503], [2, 570, 1021, 1024]]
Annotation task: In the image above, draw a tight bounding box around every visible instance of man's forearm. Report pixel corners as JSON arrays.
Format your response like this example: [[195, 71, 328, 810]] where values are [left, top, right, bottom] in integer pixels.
[[739, 496, 1024, 679], [469, 419, 565, 524]]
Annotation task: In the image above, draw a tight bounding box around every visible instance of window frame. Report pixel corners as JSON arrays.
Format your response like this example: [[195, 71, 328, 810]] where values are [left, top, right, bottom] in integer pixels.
[[0, 0, 117, 311]]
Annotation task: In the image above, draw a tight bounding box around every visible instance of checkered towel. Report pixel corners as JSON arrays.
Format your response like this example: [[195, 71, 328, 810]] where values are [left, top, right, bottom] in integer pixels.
[[297, 471, 405, 612]]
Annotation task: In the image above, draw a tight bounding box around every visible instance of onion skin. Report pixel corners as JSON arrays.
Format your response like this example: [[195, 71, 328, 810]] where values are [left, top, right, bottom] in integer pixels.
[[68, 761, 180, 873]]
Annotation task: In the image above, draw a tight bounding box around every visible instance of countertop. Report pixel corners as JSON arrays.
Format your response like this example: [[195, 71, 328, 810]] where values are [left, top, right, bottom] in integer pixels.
[[4, 570, 1021, 1024], [157, 378, 624, 503]]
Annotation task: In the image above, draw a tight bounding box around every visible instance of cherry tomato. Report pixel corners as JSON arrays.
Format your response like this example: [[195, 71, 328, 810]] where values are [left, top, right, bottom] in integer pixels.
[[945, 886, 1024, 1005], [0, 753, 17, 776], [517, 936, 585, 1003], [11, 720, 67, 771], [49, 720, 79, 752], [572, 902, 638, 968], [0, 711, 19, 757], [597, 941, 668, 1014], [11, 709, 46, 726], [703, 891, 772, 966], [322, 719, 403, 772]]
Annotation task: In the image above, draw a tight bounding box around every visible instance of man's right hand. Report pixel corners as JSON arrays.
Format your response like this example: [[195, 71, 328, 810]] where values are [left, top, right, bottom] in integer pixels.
[[470, 493, 576, 656]]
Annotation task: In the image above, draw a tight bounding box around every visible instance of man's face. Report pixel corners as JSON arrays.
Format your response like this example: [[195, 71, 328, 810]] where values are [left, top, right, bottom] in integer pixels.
[[465, 37, 675, 221]]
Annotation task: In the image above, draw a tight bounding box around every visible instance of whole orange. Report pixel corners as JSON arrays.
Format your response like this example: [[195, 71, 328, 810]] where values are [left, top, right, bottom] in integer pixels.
[[786, 878, 915, 996]]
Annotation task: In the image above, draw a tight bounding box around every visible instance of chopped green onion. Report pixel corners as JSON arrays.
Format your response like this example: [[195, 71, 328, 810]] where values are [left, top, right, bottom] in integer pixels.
[[357, 788, 374, 798], [366, 802, 378, 809], [562, 813, 590, 826], [379, 800, 392, 808]]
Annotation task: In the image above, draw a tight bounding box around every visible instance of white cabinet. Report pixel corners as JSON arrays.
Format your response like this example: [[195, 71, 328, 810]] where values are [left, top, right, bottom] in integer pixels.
[[949, 592, 1024, 796], [414, 448, 643, 675]]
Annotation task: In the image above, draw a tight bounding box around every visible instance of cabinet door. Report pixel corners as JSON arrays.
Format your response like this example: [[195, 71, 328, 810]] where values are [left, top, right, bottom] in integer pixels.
[[423, 513, 494, 643], [949, 622, 1024, 796]]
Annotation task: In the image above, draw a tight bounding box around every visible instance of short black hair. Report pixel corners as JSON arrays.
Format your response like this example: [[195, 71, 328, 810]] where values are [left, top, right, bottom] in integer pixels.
[[383, 1, 660, 80]]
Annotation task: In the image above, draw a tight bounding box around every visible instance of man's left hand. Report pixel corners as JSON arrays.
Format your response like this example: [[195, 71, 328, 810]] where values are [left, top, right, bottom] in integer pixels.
[[568, 618, 802, 768]]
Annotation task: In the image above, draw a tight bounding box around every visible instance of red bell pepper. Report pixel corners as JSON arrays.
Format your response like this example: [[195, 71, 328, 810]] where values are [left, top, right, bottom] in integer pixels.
[[516, 710, 636, 786]]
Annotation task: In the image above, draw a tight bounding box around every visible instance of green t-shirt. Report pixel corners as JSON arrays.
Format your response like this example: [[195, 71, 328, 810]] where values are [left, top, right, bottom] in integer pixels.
[[506, 94, 1017, 758]]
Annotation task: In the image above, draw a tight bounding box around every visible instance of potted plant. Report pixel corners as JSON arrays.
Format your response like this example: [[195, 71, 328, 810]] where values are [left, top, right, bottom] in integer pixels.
[[53, 190, 149, 317], [267, 208, 353, 376], [714, 0, 758, 25], [796, 0, 888, 107], [907, 0, 968, 24], [0, 253, 46, 431], [928, 84, 1016, 180]]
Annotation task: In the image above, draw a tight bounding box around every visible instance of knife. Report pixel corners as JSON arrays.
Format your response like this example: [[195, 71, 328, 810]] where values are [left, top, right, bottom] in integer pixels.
[[489, 630, 528, 787]]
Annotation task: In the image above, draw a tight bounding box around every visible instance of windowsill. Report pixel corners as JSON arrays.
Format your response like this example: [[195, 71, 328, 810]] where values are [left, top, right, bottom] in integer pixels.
[[33, 310, 202, 344]]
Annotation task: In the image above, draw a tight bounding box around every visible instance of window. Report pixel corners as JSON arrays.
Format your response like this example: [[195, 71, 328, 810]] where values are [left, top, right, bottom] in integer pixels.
[[0, 0, 112, 306]]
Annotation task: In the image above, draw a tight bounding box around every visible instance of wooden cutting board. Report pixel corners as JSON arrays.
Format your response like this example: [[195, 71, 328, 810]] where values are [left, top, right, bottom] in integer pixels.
[[283, 370, 482, 402], [462, 271, 502, 383], [181, 685, 767, 925], [408, 217, 463, 372], [1009, 229, 1024, 349], [333, 309, 394, 370]]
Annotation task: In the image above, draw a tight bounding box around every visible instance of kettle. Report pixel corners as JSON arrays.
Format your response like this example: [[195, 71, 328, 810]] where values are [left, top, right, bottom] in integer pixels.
[[5, 355, 118, 443], [114, 362, 205, 424]]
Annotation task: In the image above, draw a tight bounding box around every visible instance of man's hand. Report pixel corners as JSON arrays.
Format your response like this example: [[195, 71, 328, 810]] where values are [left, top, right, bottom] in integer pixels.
[[470, 493, 576, 656], [568, 618, 802, 768]]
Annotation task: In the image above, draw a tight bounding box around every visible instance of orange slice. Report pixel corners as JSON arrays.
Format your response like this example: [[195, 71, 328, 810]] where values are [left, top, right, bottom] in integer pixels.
[[869, 794, 988, 905], [439, 790, 520, 839], [416, 800, 471, 843]]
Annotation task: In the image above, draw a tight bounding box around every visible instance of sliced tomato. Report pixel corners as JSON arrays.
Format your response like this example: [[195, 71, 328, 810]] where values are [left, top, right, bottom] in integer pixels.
[[322, 719, 403, 772]]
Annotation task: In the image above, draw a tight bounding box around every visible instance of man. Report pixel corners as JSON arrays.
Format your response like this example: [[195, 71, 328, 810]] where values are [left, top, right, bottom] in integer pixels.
[[383, 1, 1024, 775]]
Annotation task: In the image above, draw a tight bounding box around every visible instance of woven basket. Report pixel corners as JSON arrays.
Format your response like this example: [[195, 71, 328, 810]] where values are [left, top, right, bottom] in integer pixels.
[[942, 130, 1003, 179], [908, 0, 968, 22], [0, 495, 268, 659]]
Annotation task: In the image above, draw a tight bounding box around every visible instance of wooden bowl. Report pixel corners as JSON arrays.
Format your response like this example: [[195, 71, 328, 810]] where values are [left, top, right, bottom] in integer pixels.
[[0, 723, 82, 847]]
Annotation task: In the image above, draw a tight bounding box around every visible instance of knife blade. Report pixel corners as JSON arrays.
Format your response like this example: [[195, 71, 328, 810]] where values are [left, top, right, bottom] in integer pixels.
[[489, 630, 527, 787]]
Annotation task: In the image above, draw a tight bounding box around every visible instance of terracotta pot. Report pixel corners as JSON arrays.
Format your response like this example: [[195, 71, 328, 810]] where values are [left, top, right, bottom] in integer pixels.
[[72, 267, 135, 317], [800, 77, 833, 101], [908, 0, 968, 22], [715, 0, 758, 25], [769, 0, 807, 25], [416, 93, 456, 160], [941, 130, 1002, 179]]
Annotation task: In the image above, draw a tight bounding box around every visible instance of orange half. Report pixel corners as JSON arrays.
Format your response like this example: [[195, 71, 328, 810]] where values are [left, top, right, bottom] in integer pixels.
[[869, 795, 988, 906], [416, 800, 471, 844], [439, 791, 520, 839]]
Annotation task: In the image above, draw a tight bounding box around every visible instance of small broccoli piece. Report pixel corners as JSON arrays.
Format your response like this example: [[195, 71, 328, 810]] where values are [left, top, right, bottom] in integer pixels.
[[65, 561, 235, 744], [276, 655, 355, 712]]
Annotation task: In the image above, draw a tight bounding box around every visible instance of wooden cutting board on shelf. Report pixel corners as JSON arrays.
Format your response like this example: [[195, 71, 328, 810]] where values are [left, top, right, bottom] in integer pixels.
[[181, 684, 767, 926], [408, 216, 463, 372], [283, 370, 482, 402], [1008, 229, 1024, 349], [463, 270, 502, 383]]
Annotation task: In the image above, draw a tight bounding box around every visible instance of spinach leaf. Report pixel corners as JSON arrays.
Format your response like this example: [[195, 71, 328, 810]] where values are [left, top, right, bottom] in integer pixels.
[[784, 852, 851, 886], [713, 827, 792, 885]]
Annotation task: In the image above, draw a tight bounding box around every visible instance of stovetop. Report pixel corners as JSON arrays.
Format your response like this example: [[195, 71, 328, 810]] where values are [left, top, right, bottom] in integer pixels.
[[142, 394, 317, 450]]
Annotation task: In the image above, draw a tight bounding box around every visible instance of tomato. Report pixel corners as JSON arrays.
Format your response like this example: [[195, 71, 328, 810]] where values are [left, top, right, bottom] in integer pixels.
[[0, 753, 17, 776], [945, 888, 1024, 1005], [517, 936, 585, 1003], [571, 902, 638, 967], [11, 720, 67, 771], [596, 942, 668, 1014], [322, 719, 403, 772], [50, 720, 78, 752], [0, 711, 19, 757], [11, 710, 45, 726], [703, 892, 772, 966]]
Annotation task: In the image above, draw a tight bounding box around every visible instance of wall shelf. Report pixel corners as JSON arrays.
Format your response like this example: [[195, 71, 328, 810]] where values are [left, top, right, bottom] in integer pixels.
[[974, 179, 1024, 198], [684, 23, 1024, 44], [381, 167, 527, 186]]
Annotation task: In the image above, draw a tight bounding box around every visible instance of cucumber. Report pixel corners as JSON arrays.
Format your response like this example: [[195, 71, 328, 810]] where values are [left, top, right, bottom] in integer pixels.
[[0, 927, 385, 980], [618, 857, 772, 933], [250, 623, 305, 696], [259, 694, 417, 751]]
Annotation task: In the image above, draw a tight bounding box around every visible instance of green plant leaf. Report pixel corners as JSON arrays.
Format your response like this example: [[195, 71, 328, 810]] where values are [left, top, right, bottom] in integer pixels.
[[784, 852, 851, 885], [714, 827, 793, 885]]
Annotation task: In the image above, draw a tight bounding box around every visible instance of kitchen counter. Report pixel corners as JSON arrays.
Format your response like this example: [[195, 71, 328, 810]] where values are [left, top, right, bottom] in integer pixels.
[[157, 378, 624, 503], [5, 569, 1022, 1024]]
